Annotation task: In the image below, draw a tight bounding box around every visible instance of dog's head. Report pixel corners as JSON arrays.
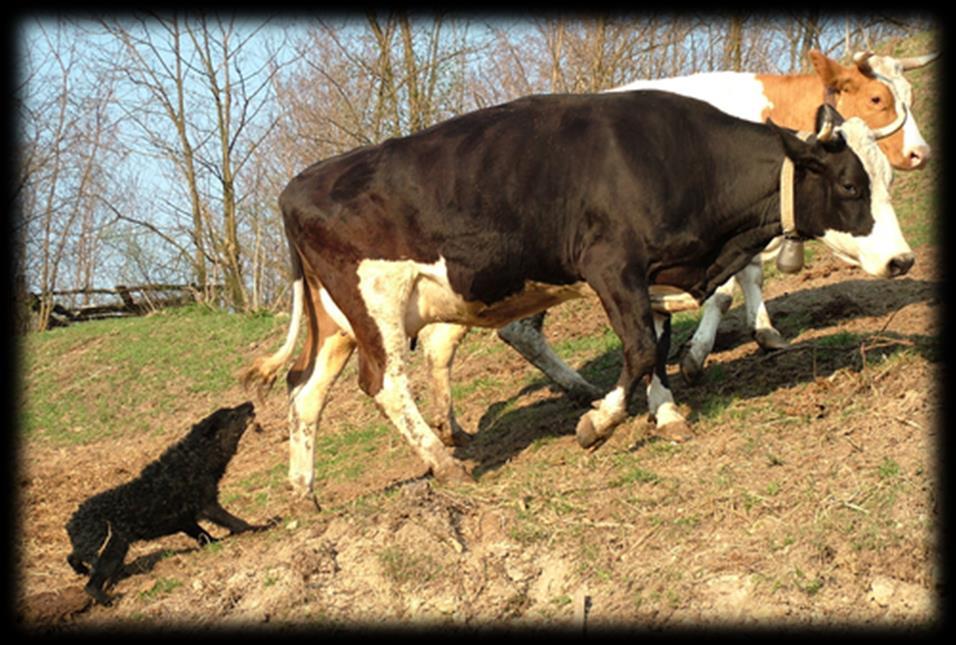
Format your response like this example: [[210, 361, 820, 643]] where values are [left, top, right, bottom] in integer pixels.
[[196, 401, 260, 468]]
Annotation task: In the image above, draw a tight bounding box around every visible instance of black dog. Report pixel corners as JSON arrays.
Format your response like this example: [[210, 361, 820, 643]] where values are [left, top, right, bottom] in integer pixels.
[[66, 401, 277, 605]]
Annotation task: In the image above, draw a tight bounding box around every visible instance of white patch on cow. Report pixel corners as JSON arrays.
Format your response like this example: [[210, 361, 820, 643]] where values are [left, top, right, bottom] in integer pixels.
[[647, 313, 688, 430], [681, 279, 734, 378], [735, 255, 774, 335], [819, 117, 913, 278], [584, 386, 628, 435], [277, 279, 304, 362], [355, 258, 462, 475], [419, 322, 469, 441], [646, 373, 683, 426], [318, 287, 354, 338], [356, 256, 590, 335], [865, 54, 931, 167], [608, 71, 772, 122]]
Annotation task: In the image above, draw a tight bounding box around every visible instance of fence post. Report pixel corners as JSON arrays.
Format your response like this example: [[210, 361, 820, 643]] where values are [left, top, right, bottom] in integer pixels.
[[115, 285, 136, 311]]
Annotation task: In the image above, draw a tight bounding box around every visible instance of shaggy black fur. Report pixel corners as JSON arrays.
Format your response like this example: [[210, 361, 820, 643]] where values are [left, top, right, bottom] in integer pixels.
[[65, 401, 277, 605]]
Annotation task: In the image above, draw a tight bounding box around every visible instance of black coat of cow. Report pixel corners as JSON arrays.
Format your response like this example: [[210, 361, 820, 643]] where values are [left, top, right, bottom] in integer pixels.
[[283, 91, 868, 377], [252, 90, 874, 490]]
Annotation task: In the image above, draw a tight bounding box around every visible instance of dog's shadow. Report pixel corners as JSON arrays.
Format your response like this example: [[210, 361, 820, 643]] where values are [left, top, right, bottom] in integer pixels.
[[117, 546, 200, 584]]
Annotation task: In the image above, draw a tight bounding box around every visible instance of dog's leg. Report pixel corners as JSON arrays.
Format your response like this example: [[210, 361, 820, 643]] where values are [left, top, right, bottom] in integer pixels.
[[182, 521, 218, 546], [202, 501, 279, 534], [67, 552, 90, 575], [85, 533, 129, 606]]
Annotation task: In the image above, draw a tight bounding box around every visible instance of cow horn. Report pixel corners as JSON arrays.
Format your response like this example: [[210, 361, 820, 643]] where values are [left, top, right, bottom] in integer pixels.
[[816, 105, 837, 142], [852, 51, 875, 75], [899, 52, 939, 70]]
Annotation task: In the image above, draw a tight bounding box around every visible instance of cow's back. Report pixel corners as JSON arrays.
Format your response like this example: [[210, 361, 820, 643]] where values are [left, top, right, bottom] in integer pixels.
[[281, 91, 780, 304]]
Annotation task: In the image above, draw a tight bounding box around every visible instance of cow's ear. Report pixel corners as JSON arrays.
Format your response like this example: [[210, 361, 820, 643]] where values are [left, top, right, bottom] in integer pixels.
[[771, 122, 827, 174], [809, 50, 856, 92]]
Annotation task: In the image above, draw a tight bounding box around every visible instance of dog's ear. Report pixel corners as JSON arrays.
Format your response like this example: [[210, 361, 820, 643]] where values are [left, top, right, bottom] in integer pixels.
[[194, 417, 219, 439]]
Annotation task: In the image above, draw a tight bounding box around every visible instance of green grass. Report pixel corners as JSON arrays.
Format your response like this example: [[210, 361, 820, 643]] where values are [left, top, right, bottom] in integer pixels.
[[19, 304, 282, 446], [887, 30, 940, 248], [139, 577, 183, 601], [312, 422, 393, 484]]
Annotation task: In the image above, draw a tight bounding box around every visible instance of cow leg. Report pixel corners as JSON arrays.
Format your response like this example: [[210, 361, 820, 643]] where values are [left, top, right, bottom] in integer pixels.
[[681, 256, 788, 384], [287, 282, 356, 507], [355, 264, 471, 483], [647, 313, 692, 441], [575, 254, 658, 448], [497, 313, 602, 403], [736, 255, 789, 352], [418, 322, 471, 447], [679, 276, 734, 384]]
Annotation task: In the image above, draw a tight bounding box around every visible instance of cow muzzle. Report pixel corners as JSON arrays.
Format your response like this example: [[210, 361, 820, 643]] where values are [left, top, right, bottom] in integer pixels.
[[886, 251, 916, 278], [820, 211, 914, 280], [906, 144, 931, 169]]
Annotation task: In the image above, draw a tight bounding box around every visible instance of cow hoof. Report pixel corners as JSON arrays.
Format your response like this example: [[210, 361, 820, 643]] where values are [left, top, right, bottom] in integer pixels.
[[679, 348, 705, 385], [435, 420, 473, 448], [432, 459, 473, 484], [754, 328, 789, 352], [654, 420, 693, 443], [451, 429, 474, 447], [287, 491, 321, 514], [575, 414, 610, 449], [575, 415, 597, 448]]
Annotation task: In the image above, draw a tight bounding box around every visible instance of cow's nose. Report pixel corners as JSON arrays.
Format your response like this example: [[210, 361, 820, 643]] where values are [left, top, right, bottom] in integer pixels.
[[887, 252, 915, 277], [908, 145, 931, 169]]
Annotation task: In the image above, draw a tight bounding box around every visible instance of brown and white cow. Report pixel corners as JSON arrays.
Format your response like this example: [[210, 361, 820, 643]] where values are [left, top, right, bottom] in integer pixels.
[[494, 49, 936, 394], [243, 91, 912, 506]]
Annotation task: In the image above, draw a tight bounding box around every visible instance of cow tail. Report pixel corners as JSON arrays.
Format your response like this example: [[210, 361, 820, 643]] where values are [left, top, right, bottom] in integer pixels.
[[239, 237, 305, 397]]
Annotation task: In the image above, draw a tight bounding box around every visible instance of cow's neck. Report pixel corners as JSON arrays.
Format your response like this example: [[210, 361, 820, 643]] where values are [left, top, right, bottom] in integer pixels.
[[757, 73, 825, 132], [693, 163, 786, 299]]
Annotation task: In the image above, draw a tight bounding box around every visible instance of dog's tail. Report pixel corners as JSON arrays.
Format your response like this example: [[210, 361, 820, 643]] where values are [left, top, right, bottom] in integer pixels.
[[240, 239, 304, 397]]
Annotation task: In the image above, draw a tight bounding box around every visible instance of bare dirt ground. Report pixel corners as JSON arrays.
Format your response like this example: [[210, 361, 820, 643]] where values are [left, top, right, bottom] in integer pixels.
[[16, 243, 941, 633]]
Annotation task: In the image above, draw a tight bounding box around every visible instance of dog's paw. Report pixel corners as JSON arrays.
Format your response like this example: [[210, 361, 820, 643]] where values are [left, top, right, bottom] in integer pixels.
[[85, 585, 114, 607]]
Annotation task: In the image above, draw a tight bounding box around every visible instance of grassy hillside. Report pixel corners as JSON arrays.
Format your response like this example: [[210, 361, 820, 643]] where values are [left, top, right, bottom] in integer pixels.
[[19, 305, 278, 446], [885, 29, 941, 248]]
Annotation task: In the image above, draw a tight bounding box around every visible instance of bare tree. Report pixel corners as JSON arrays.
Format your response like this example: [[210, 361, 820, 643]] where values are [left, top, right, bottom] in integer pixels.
[[99, 12, 283, 311], [19, 19, 124, 330]]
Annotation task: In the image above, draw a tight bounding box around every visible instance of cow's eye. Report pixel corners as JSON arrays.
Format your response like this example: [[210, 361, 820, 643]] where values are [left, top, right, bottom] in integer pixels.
[[842, 182, 858, 197], [870, 95, 882, 106]]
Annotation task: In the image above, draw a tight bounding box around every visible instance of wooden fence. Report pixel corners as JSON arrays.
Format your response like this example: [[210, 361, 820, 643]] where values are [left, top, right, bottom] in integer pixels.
[[30, 283, 223, 328]]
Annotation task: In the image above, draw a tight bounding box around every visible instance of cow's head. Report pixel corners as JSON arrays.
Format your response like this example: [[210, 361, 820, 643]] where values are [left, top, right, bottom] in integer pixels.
[[776, 105, 914, 279], [809, 49, 936, 170]]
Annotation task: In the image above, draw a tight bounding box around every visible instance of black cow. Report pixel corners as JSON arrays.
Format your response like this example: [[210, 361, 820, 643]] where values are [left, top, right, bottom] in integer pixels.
[[243, 90, 905, 507]]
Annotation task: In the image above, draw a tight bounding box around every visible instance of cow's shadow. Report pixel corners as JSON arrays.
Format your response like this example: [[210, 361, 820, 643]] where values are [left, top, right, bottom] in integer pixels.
[[457, 276, 938, 478]]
